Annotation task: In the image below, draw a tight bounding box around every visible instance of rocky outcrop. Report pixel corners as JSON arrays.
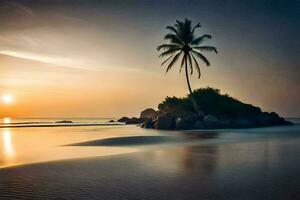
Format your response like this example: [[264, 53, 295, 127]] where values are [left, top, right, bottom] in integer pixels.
[[125, 117, 144, 125], [117, 108, 157, 125], [117, 116, 144, 124], [117, 117, 130, 123], [193, 120, 205, 129], [143, 110, 292, 130], [140, 108, 157, 120], [141, 87, 293, 130], [141, 120, 154, 128], [203, 115, 220, 128], [175, 117, 189, 130], [153, 113, 174, 130], [120, 92, 293, 130]]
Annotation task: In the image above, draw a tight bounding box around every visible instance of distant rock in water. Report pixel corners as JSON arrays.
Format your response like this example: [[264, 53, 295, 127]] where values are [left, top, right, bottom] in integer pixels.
[[140, 108, 157, 120], [141, 87, 293, 130], [117, 116, 144, 124], [56, 120, 73, 123], [108, 120, 115, 123], [125, 117, 144, 125], [117, 117, 130, 123], [117, 108, 157, 125]]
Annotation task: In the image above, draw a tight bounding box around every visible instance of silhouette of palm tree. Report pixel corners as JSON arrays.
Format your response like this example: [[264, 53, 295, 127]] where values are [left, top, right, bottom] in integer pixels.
[[157, 18, 217, 111]]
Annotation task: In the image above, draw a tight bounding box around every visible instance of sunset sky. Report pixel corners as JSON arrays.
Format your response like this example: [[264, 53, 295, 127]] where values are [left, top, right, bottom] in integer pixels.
[[0, 0, 299, 118]]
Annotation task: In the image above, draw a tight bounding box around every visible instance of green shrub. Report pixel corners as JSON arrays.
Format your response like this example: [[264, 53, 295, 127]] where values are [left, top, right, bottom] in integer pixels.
[[158, 87, 262, 117], [158, 96, 194, 112]]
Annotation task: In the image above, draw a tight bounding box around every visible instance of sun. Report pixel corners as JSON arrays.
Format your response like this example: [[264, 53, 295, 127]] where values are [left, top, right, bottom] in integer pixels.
[[2, 94, 13, 104]]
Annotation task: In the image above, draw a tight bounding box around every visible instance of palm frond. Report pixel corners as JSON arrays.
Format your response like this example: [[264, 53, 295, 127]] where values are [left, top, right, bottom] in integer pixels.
[[192, 34, 212, 45], [192, 23, 201, 33], [158, 19, 217, 77], [193, 46, 218, 53], [159, 48, 180, 58], [187, 53, 193, 75], [166, 26, 178, 34], [164, 33, 183, 45], [192, 50, 210, 66], [157, 44, 181, 51], [179, 54, 186, 73], [161, 55, 174, 66], [166, 51, 182, 73], [191, 54, 201, 79], [175, 20, 184, 29]]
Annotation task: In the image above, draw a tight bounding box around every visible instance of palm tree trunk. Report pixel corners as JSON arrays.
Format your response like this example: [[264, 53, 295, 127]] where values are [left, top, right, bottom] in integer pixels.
[[184, 55, 199, 112], [184, 56, 193, 94]]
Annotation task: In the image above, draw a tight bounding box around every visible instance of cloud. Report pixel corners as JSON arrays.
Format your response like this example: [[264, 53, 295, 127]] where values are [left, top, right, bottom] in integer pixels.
[[0, 50, 101, 71]]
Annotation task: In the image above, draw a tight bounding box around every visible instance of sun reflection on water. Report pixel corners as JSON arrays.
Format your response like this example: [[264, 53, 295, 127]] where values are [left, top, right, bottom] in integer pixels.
[[3, 117, 11, 124], [2, 129, 15, 161]]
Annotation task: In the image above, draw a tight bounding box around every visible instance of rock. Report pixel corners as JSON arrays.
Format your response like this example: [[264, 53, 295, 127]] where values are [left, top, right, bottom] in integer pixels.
[[268, 112, 286, 125], [182, 112, 198, 123], [117, 117, 130, 123], [203, 115, 220, 128], [108, 120, 115, 123], [219, 118, 231, 128], [285, 121, 293, 125], [253, 113, 269, 126], [140, 108, 157, 120], [125, 117, 144, 124], [193, 120, 205, 129], [175, 117, 190, 130], [251, 112, 293, 127], [154, 113, 174, 130], [174, 112, 199, 130], [141, 120, 153, 128], [232, 118, 255, 128], [197, 110, 205, 120], [56, 120, 73, 123]]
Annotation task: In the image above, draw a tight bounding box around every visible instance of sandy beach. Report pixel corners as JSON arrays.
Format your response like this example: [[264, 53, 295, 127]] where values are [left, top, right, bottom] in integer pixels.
[[1, 123, 300, 199]]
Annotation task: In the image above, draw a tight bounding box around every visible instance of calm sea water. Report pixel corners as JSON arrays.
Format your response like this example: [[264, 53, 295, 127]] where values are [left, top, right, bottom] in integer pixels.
[[0, 118, 300, 199], [0, 118, 118, 127]]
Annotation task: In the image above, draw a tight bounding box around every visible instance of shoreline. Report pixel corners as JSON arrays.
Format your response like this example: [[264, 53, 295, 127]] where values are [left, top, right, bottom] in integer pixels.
[[0, 122, 296, 129], [0, 123, 125, 129]]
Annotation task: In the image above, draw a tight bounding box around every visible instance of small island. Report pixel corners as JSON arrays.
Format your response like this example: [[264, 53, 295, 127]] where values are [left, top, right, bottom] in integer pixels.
[[115, 19, 293, 131], [119, 87, 292, 130]]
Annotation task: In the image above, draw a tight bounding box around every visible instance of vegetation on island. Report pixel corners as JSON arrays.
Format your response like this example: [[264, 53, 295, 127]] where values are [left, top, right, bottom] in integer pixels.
[[159, 87, 261, 118]]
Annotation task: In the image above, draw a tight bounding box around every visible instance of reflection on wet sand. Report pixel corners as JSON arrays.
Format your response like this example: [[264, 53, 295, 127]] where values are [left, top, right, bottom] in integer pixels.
[[0, 129, 15, 166], [1, 126, 168, 168], [132, 144, 219, 183], [1, 135, 299, 200]]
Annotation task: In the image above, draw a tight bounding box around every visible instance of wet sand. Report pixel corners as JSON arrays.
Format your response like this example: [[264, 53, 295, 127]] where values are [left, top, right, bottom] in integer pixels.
[[1, 133, 300, 200]]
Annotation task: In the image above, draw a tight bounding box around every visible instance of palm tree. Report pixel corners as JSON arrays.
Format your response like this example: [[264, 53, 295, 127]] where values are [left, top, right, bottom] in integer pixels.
[[157, 18, 217, 111]]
